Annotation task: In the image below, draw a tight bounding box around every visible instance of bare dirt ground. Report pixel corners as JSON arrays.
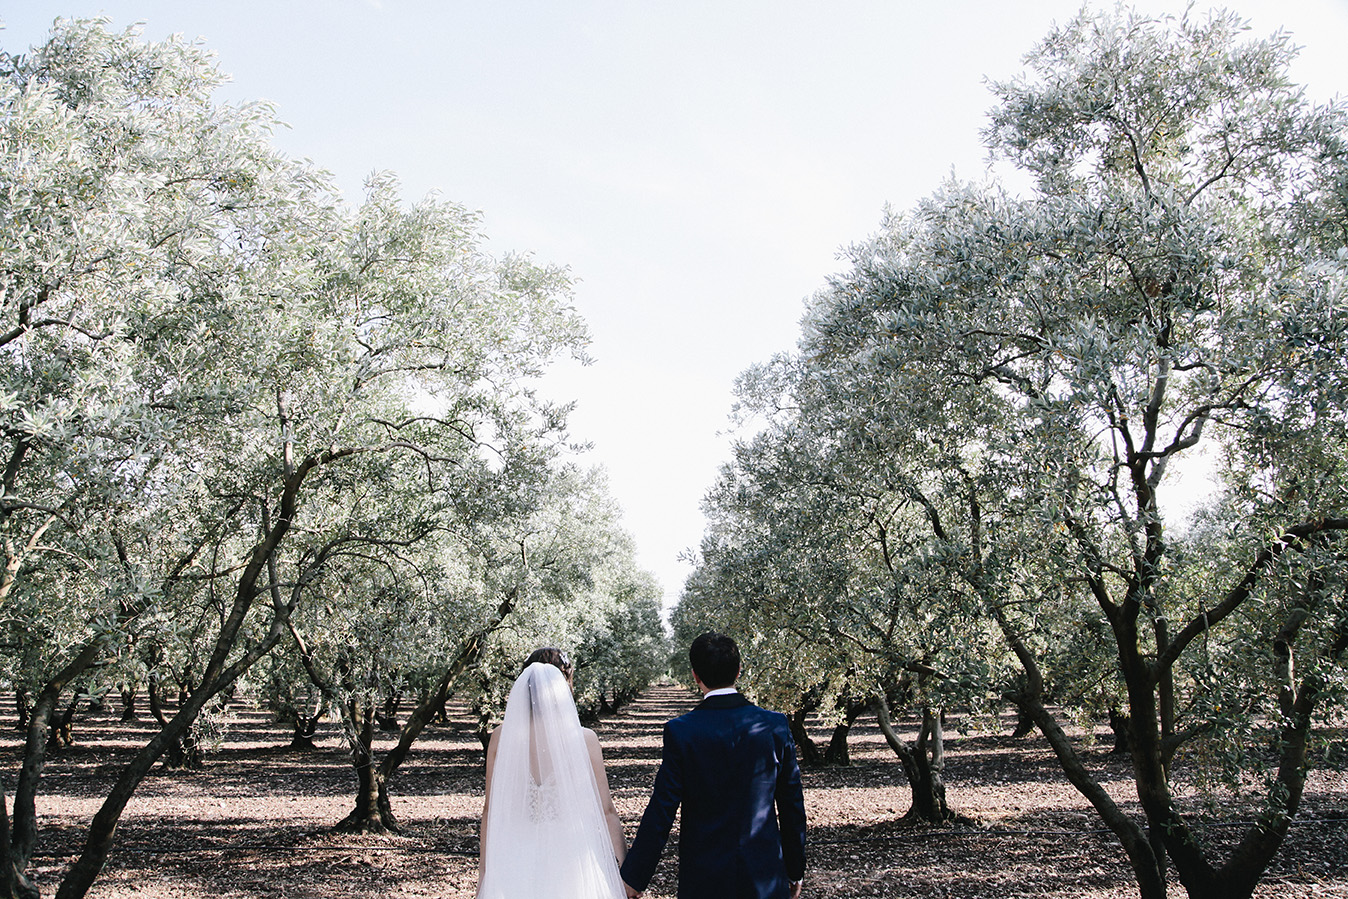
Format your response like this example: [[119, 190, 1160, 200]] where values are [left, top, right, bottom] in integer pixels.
[[5, 683, 1346, 898]]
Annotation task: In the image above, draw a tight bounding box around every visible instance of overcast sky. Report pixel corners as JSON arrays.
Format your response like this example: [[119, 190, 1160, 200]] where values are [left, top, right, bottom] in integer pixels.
[[5, 1, 1348, 607]]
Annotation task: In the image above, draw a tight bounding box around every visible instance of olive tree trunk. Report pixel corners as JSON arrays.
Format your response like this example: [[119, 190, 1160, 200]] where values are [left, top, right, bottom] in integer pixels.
[[335, 699, 396, 833], [310, 599, 512, 834], [871, 695, 956, 824], [3, 641, 104, 899], [788, 707, 823, 767]]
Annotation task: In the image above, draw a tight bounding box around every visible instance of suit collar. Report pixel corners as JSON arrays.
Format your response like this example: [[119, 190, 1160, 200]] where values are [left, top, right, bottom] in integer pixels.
[[696, 692, 750, 711]]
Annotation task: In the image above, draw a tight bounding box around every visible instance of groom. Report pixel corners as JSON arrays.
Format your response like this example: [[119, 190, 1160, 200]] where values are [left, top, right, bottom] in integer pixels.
[[621, 632, 806, 899]]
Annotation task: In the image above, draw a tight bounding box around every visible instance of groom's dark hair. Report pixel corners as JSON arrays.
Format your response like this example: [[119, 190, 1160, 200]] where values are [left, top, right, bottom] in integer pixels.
[[690, 632, 740, 689]]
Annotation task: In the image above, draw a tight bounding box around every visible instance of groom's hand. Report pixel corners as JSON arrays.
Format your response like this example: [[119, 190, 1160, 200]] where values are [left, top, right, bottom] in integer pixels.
[[790, 878, 803, 899], [622, 879, 642, 898]]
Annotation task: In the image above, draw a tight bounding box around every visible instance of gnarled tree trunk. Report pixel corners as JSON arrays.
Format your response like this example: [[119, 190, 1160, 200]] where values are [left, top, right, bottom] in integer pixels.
[[376, 689, 402, 732], [1011, 705, 1036, 739], [788, 707, 823, 767], [823, 700, 867, 766], [119, 685, 138, 723], [5, 641, 104, 899], [12, 690, 28, 733], [3, 746, 38, 899], [1108, 708, 1130, 756], [46, 693, 81, 751], [335, 699, 397, 833], [53, 486, 316, 899], [289, 692, 328, 750], [871, 695, 957, 824], [989, 589, 1168, 899], [323, 602, 509, 834]]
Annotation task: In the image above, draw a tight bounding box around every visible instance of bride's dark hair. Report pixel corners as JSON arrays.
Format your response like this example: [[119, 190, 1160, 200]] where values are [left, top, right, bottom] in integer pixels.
[[523, 647, 573, 678]]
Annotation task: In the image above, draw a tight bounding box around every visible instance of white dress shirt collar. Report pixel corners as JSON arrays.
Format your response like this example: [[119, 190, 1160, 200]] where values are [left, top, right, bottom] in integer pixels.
[[704, 687, 739, 698]]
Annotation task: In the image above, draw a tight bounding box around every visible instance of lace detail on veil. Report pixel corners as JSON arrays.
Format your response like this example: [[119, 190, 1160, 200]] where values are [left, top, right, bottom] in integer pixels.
[[526, 777, 561, 823]]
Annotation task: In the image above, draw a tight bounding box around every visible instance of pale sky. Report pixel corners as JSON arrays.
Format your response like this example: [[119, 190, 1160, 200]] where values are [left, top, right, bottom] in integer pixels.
[[4, 1, 1348, 607]]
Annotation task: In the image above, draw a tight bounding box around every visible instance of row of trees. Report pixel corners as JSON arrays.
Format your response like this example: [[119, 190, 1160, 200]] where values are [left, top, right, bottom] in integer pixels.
[[679, 7, 1346, 899], [0, 19, 666, 899]]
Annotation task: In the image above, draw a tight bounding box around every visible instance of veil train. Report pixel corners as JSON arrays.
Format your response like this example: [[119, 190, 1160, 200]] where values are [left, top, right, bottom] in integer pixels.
[[478, 662, 626, 899]]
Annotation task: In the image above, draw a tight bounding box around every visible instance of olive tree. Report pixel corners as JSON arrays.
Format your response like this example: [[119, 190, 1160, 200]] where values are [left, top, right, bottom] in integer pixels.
[[572, 571, 667, 718], [1, 19, 337, 897], [783, 8, 1347, 898], [2, 20, 591, 899], [679, 395, 1003, 821], [281, 461, 658, 833], [55, 171, 587, 898]]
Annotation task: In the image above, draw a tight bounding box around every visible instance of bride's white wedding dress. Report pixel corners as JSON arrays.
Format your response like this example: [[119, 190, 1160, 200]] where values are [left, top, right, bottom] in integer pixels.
[[477, 663, 626, 899]]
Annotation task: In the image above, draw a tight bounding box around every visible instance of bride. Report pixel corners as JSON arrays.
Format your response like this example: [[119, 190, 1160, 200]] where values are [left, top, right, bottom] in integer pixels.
[[477, 648, 628, 899]]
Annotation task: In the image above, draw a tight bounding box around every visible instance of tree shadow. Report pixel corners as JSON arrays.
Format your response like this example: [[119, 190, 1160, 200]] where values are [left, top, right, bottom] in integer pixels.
[[8, 689, 1348, 898]]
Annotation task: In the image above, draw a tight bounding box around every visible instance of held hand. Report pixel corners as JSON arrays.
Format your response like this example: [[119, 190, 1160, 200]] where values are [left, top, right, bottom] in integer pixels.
[[790, 878, 803, 899], [621, 879, 642, 898]]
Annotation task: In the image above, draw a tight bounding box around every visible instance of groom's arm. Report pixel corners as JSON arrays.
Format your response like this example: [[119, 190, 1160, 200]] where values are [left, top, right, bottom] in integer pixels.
[[620, 722, 684, 893], [775, 721, 807, 883]]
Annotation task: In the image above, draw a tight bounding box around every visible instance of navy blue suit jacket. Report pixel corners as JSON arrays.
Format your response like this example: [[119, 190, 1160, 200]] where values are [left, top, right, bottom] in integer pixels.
[[620, 692, 806, 899]]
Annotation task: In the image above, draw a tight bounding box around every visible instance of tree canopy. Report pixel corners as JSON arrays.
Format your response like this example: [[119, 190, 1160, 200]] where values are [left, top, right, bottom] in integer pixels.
[[1, 19, 664, 899], [687, 7, 1347, 899]]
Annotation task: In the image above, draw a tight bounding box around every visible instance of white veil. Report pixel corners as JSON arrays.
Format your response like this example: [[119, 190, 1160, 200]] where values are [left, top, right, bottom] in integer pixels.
[[478, 662, 625, 899]]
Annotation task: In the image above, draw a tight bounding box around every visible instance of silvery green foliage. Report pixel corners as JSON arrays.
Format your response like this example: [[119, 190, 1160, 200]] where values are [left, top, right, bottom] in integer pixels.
[[0, 17, 593, 684], [690, 7, 1346, 897], [470, 464, 667, 727], [1, 19, 614, 899], [0, 18, 336, 690], [275, 459, 659, 728]]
